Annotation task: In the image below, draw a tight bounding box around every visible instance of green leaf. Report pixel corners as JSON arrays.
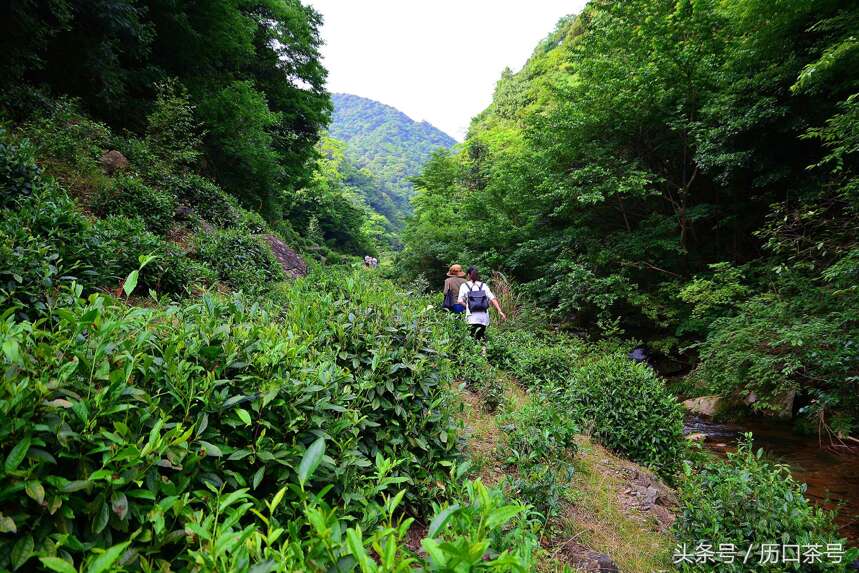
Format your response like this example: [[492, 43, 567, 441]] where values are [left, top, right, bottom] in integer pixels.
[[39, 557, 77, 573], [5, 436, 31, 473], [236, 408, 252, 426], [25, 480, 45, 504], [93, 501, 110, 534], [123, 270, 139, 297], [252, 466, 265, 490], [427, 503, 460, 538], [346, 528, 374, 573], [249, 561, 276, 573], [11, 534, 33, 570], [111, 491, 129, 520], [86, 541, 130, 573], [485, 505, 526, 530], [199, 441, 223, 457], [297, 437, 325, 486], [0, 513, 17, 533]]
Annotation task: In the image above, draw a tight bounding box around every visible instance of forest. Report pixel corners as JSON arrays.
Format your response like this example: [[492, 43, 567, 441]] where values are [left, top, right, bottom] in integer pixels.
[[0, 0, 857, 571]]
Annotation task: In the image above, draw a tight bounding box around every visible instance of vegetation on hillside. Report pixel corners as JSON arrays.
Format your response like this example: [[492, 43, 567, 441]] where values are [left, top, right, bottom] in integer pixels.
[[0, 0, 856, 570], [330, 93, 457, 231], [399, 1, 859, 435]]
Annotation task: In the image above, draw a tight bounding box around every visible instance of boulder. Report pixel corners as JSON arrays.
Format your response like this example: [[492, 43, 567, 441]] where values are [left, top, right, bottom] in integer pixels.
[[682, 395, 722, 417], [100, 150, 129, 174], [765, 389, 796, 419], [562, 542, 619, 573], [262, 234, 307, 279]]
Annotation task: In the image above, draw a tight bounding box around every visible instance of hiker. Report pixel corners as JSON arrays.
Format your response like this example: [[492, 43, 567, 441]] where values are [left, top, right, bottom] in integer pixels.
[[442, 264, 467, 313], [371, 256, 379, 268], [458, 266, 506, 340], [363, 255, 371, 268]]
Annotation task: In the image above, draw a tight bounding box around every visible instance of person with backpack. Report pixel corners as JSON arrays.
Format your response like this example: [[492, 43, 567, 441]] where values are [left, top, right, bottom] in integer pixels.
[[457, 266, 506, 340], [442, 264, 467, 313]]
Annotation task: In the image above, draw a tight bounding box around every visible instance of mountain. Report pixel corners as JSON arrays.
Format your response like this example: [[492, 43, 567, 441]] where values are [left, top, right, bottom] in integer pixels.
[[329, 93, 457, 229]]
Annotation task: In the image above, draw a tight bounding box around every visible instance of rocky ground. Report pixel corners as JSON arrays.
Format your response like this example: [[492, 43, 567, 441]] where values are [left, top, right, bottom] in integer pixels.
[[457, 378, 677, 572]]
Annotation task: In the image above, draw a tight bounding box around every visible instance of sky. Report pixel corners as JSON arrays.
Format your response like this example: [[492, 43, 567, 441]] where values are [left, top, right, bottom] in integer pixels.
[[304, 1, 587, 140]]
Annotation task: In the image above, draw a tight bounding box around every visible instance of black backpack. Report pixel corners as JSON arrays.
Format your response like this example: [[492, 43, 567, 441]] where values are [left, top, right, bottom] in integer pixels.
[[466, 282, 489, 312], [442, 287, 457, 310]]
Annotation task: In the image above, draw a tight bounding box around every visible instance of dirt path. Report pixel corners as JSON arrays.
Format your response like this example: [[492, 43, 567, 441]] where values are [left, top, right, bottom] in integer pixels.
[[458, 378, 677, 572]]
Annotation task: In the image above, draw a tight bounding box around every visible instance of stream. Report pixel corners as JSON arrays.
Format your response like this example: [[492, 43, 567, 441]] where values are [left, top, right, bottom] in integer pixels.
[[684, 416, 859, 545]]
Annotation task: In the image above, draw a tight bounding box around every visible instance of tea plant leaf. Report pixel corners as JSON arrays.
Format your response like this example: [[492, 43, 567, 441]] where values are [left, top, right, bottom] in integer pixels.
[[427, 503, 460, 538], [252, 466, 264, 490], [86, 540, 130, 573], [236, 408, 252, 426], [11, 534, 33, 570], [346, 528, 374, 573], [39, 557, 76, 573], [298, 437, 325, 486], [122, 270, 139, 297], [0, 513, 17, 533], [62, 480, 91, 493], [25, 481, 45, 504], [485, 505, 526, 531], [5, 435, 31, 473], [93, 501, 109, 534], [199, 441, 223, 457], [111, 492, 129, 520], [248, 560, 276, 573]]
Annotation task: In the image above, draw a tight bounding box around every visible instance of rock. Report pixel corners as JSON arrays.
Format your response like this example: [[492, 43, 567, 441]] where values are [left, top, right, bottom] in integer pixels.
[[100, 150, 129, 174], [686, 432, 706, 442], [262, 234, 307, 279], [744, 391, 758, 405], [562, 542, 619, 573], [764, 389, 796, 419], [682, 395, 723, 417], [651, 504, 676, 531]]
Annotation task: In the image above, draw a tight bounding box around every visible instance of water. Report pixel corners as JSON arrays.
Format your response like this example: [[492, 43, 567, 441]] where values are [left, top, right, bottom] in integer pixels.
[[684, 416, 859, 545]]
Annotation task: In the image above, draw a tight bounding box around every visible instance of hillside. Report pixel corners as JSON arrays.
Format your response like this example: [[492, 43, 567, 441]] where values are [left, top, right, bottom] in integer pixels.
[[330, 93, 457, 228]]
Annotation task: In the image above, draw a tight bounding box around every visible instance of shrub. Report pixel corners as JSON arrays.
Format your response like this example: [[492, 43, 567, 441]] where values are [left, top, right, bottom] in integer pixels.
[[674, 436, 849, 573], [499, 398, 578, 519], [487, 329, 581, 387], [0, 133, 40, 208], [92, 216, 215, 294], [16, 98, 110, 191], [0, 268, 472, 570], [167, 173, 240, 228], [564, 353, 685, 479], [96, 174, 176, 235], [196, 228, 284, 292]]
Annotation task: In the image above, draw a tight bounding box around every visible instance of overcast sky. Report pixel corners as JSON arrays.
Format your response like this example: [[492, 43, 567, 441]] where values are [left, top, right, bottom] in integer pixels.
[[304, 1, 587, 140]]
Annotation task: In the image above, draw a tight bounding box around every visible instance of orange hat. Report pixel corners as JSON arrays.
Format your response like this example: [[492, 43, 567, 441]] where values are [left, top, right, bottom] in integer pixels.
[[447, 264, 466, 277]]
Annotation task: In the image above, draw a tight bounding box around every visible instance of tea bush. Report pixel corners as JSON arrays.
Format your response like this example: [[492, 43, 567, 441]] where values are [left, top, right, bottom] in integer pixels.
[[196, 228, 284, 292], [91, 216, 215, 294], [0, 133, 40, 208], [96, 174, 176, 235], [499, 399, 578, 519], [487, 330, 581, 388], [674, 436, 849, 573], [167, 173, 241, 228], [562, 353, 685, 479], [0, 269, 481, 570]]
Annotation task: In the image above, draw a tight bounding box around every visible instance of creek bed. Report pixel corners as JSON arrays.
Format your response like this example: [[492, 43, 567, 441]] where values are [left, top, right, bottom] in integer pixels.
[[684, 416, 859, 545]]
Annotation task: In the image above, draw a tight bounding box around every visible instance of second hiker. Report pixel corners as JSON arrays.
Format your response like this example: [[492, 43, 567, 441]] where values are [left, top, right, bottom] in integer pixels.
[[458, 266, 506, 340]]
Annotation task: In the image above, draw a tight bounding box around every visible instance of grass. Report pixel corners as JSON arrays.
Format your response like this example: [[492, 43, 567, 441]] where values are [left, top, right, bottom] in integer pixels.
[[458, 374, 677, 572]]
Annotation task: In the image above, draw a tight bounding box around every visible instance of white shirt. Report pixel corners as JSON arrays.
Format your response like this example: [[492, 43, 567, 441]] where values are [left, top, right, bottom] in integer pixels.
[[458, 281, 496, 326]]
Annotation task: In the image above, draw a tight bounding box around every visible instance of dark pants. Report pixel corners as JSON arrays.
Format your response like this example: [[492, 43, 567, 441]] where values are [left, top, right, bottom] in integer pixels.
[[469, 324, 487, 341]]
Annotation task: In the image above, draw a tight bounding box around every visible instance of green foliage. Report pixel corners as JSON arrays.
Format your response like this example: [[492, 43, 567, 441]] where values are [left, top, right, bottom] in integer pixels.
[[499, 399, 577, 520], [145, 79, 203, 170], [0, 134, 40, 208], [675, 436, 849, 572], [0, 267, 514, 570], [563, 354, 686, 480], [330, 93, 456, 230], [0, 0, 330, 222], [92, 216, 215, 295], [196, 228, 284, 292], [167, 173, 241, 228], [96, 174, 176, 235], [399, 0, 859, 432]]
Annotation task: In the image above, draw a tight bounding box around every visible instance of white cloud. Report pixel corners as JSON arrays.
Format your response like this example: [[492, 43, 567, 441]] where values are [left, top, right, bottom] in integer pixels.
[[304, 0, 587, 140]]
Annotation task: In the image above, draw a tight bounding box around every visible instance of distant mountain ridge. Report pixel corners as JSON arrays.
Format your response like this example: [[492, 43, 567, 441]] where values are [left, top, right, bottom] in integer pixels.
[[329, 93, 457, 230]]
